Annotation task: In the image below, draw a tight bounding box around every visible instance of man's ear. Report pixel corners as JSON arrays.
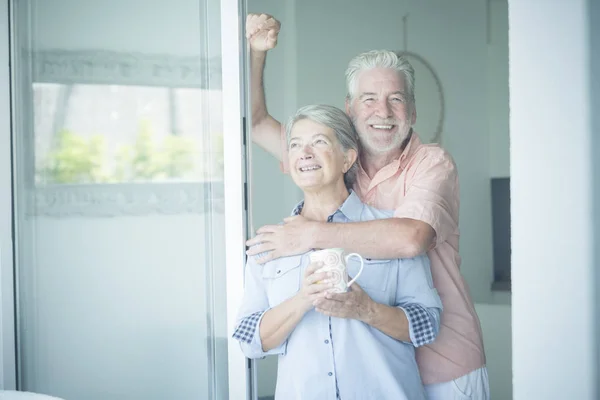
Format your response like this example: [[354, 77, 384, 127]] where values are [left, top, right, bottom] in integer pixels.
[[345, 97, 352, 115]]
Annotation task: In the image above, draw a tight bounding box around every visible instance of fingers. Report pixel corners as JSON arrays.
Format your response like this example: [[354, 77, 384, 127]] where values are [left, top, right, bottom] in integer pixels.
[[261, 15, 281, 33], [245, 242, 275, 256], [305, 282, 332, 296], [246, 13, 280, 39], [304, 261, 324, 277], [246, 226, 277, 250], [267, 31, 278, 47], [305, 271, 329, 285], [302, 267, 333, 298], [255, 225, 279, 234], [314, 296, 340, 308], [245, 232, 274, 247], [245, 15, 255, 38], [246, 13, 269, 38], [314, 298, 343, 315], [246, 244, 275, 257]]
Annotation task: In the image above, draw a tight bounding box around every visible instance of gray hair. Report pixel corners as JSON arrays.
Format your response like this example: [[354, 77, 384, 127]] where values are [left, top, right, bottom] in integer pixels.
[[285, 104, 359, 190], [345, 50, 415, 103]]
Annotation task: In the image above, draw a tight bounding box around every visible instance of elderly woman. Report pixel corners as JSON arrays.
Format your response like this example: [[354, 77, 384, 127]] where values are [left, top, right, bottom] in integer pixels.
[[233, 104, 442, 400]]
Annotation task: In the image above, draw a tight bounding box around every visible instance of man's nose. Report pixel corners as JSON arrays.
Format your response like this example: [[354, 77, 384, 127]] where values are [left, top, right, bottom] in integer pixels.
[[375, 99, 392, 118]]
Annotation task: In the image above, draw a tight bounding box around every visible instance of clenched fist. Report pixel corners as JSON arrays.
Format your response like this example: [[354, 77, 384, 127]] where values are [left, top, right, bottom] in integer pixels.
[[246, 13, 281, 52]]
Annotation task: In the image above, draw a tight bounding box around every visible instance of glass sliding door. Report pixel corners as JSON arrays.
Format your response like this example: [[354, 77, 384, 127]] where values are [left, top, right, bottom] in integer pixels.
[[0, 0, 17, 390], [3, 0, 249, 398]]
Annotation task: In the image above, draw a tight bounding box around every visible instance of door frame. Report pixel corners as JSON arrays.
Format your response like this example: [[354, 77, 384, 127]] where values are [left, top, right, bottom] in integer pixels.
[[221, 0, 253, 398], [0, 0, 16, 389]]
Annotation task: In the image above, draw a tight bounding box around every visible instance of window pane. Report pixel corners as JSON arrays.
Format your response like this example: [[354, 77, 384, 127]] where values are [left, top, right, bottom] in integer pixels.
[[11, 1, 232, 399]]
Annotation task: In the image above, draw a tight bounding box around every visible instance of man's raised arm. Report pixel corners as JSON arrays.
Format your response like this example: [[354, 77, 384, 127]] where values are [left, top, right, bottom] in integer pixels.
[[246, 13, 285, 160]]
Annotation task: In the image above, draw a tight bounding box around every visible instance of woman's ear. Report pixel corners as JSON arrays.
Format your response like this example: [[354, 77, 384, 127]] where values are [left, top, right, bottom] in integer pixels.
[[343, 148, 358, 172]]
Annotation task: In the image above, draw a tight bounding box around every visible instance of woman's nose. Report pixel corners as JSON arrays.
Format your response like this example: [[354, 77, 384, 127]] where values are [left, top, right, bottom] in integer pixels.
[[300, 145, 314, 159]]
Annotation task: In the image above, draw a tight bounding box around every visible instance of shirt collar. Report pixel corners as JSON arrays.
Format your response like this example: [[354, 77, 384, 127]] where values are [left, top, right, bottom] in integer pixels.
[[290, 190, 365, 222], [399, 129, 422, 167], [357, 129, 423, 173], [355, 130, 423, 193], [291, 201, 304, 217]]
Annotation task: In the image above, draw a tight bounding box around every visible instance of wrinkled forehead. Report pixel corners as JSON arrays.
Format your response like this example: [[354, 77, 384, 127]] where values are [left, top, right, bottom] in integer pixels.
[[288, 118, 338, 144], [356, 67, 406, 94]]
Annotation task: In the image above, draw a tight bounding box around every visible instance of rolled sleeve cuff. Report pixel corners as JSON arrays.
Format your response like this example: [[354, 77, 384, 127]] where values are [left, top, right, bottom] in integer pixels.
[[232, 310, 288, 359], [394, 201, 453, 248], [399, 304, 441, 347]]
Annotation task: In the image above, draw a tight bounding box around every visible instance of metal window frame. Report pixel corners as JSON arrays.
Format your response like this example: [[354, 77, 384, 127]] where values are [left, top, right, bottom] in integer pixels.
[[0, 0, 16, 390]]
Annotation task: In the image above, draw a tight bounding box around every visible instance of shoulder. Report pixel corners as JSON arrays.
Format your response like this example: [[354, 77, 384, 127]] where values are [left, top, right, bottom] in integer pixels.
[[406, 143, 458, 180], [248, 221, 286, 264], [412, 142, 456, 167]]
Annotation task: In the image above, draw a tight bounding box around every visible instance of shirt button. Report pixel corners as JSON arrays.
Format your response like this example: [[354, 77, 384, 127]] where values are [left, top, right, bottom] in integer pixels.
[[324, 340, 329, 344], [328, 372, 333, 377]]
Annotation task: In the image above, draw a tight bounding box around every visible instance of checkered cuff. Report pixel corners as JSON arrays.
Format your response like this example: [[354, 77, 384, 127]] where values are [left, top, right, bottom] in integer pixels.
[[402, 304, 437, 347], [232, 311, 264, 344]]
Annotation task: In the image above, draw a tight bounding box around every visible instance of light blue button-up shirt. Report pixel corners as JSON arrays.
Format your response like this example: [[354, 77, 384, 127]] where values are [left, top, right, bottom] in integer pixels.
[[234, 191, 442, 400]]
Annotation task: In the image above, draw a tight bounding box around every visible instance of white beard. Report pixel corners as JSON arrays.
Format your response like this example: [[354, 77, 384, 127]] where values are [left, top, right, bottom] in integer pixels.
[[356, 121, 412, 156]]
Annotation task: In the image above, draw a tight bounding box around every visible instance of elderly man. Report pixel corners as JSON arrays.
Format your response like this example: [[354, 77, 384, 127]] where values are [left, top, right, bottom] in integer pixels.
[[244, 13, 489, 400]]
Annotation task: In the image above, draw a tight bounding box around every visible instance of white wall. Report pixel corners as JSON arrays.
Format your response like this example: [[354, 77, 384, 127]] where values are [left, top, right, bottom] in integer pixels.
[[476, 303, 512, 400], [488, 0, 510, 178], [510, 0, 598, 399], [485, 6, 512, 396]]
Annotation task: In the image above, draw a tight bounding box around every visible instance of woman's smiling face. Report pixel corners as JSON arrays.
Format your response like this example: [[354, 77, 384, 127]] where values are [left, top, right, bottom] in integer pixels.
[[288, 118, 351, 191]]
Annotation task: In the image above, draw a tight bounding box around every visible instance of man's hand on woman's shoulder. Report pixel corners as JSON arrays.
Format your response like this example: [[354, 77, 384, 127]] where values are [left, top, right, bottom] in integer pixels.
[[246, 215, 318, 264]]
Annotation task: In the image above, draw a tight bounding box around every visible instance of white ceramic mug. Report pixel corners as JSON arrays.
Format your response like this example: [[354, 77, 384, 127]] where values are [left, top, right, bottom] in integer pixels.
[[309, 248, 364, 293]]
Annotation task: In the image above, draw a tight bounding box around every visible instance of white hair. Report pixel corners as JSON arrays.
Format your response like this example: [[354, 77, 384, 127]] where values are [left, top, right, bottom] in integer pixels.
[[285, 104, 359, 190], [345, 50, 415, 102]]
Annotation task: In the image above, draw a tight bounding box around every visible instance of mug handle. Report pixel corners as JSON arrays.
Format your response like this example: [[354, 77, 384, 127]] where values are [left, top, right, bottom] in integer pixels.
[[345, 253, 364, 288]]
